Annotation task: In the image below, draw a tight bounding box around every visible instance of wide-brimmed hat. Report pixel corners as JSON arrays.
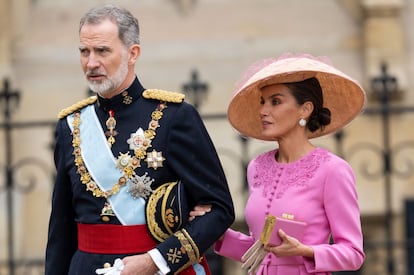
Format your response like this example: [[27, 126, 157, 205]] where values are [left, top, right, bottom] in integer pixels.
[[227, 54, 366, 140]]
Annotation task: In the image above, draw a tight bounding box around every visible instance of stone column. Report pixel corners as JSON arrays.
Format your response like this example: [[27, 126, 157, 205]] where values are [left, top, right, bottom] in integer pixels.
[[0, 0, 12, 78], [362, 0, 406, 94], [0, 0, 31, 80]]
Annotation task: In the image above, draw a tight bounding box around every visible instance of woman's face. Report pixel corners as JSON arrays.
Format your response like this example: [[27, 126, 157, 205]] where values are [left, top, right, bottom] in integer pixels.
[[259, 84, 306, 140]]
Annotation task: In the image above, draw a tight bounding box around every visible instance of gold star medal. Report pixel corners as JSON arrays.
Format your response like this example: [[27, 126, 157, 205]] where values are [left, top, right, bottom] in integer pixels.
[[116, 152, 141, 178]]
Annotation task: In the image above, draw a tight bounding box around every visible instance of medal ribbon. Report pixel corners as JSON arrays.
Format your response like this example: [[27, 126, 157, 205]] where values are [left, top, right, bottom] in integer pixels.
[[67, 105, 145, 225]]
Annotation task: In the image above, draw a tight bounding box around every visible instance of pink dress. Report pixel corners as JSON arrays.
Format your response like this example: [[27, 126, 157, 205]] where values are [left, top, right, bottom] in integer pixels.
[[215, 148, 365, 274]]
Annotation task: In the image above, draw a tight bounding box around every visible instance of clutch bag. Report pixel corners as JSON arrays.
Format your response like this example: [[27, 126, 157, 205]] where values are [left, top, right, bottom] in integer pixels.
[[260, 214, 307, 246]]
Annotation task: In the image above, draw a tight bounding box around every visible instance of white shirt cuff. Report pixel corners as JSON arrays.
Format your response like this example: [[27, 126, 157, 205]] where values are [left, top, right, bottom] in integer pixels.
[[148, 248, 171, 275]]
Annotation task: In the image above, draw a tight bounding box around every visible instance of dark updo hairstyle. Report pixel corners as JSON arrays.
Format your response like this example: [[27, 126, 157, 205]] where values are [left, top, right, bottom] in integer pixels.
[[284, 77, 331, 133]]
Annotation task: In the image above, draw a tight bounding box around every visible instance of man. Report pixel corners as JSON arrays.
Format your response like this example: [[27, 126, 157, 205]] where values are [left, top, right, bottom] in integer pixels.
[[45, 4, 235, 275]]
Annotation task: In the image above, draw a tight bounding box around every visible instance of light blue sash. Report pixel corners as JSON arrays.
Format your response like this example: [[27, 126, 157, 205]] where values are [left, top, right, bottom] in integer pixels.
[[193, 263, 206, 275], [67, 105, 145, 225]]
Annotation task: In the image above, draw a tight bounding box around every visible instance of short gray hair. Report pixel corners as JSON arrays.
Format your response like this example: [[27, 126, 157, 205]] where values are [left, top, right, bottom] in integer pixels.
[[79, 4, 140, 47]]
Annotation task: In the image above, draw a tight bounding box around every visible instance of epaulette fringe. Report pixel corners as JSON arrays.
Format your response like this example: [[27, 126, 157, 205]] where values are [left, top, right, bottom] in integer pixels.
[[57, 96, 98, 119], [143, 89, 185, 103]]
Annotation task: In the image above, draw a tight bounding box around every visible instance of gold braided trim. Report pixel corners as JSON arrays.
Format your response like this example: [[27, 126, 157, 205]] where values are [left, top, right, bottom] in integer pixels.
[[143, 89, 185, 103], [172, 228, 203, 274], [181, 228, 200, 261], [173, 228, 203, 274], [146, 182, 172, 242], [57, 96, 97, 119], [161, 181, 178, 236], [174, 230, 197, 263]]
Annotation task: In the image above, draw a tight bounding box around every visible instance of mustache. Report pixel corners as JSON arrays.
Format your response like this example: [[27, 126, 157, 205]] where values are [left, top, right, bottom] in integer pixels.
[[86, 69, 106, 77]]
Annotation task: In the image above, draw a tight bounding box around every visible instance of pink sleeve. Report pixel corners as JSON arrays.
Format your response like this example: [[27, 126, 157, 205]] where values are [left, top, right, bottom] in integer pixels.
[[305, 158, 365, 272], [214, 228, 254, 262]]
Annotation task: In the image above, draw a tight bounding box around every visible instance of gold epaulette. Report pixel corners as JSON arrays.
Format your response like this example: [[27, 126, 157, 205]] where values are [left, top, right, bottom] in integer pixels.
[[57, 96, 98, 119], [143, 89, 185, 103]]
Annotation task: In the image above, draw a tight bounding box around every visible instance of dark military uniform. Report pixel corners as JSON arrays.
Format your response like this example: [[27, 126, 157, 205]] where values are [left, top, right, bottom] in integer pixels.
[[45, 77, 235, 274]]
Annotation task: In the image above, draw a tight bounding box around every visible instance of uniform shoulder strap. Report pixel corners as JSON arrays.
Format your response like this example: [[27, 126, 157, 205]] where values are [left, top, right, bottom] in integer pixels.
[[57, 96, 97, 119], [143, 89, 185, 103]]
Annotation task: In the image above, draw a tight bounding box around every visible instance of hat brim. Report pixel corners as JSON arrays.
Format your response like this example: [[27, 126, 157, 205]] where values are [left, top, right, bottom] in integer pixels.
[[227, 57, 366, 140]]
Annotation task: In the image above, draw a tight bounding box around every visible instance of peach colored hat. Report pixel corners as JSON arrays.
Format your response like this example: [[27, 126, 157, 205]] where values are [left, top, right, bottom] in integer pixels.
[[227, 53, 366, 140]]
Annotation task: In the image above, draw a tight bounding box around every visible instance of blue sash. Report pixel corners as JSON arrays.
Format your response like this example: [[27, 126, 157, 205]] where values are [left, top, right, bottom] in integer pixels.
[[67, 105, 145, 225]]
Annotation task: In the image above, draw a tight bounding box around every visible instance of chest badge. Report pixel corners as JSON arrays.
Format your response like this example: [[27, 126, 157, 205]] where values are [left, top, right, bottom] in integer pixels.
[[127, 127, 153, 160], [145, 150, 165, 170], [127, 128, 151, 150], [128, 172, 154, 199]]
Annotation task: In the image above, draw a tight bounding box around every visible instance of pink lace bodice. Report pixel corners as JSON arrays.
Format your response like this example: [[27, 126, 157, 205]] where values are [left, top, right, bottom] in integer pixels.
[[249, 147, 330, 198]]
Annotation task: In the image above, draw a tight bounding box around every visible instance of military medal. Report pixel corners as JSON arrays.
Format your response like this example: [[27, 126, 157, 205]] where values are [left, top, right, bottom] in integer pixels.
[[116, 152, 140, 177], [127, 172, 154, 199], [105, 109, 118, 147], [100, 202, 115, 222], [127, 128, 150, 151], [145, 150, 165, 170], [71, 101, 169, 221]]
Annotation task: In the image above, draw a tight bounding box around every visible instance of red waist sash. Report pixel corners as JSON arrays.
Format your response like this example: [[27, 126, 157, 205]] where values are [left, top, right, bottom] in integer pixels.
[[77, 223, 157, 254], [77, 223, 211, 275]]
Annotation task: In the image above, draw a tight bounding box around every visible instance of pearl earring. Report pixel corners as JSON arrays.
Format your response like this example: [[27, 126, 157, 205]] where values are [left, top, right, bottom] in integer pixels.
[[299, 118, 307, 127]]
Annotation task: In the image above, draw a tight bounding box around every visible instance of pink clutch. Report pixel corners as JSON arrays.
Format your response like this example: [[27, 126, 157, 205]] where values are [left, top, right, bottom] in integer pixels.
[[260, 214, 307, 246]]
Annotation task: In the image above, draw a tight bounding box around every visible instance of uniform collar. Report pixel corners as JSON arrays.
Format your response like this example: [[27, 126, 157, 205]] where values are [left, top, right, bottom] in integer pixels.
[[96, 77, 145, 112]]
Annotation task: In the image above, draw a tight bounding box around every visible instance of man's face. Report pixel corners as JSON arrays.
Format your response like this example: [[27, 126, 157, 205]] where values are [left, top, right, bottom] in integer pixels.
[[79, 19, 129, 98]]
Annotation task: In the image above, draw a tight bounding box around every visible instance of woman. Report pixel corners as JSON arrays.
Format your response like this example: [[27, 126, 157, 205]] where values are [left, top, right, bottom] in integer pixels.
[[214, 54, 366, 274]]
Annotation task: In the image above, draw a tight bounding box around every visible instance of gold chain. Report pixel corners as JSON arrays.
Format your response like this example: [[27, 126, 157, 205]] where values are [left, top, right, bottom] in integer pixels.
[[71, 102, 167, 200]]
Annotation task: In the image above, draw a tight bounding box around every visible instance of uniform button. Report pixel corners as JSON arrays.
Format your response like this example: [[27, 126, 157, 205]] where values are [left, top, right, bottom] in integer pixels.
[[103, 262, 111, 268], [102, 216, 110, 222]]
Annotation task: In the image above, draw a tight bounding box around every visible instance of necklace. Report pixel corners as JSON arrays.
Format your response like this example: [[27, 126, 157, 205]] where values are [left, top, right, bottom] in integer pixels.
[[71, 102, 167, 221]]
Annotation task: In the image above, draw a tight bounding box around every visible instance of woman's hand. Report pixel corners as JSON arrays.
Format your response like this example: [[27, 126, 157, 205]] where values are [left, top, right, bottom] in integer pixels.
[[188, 204, 212, 221], [264, 229, 314, 258]]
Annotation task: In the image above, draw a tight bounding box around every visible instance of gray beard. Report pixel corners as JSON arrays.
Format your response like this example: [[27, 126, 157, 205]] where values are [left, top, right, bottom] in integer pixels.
[[88, 79, 114, 95], [87, 53, 129, 97]]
